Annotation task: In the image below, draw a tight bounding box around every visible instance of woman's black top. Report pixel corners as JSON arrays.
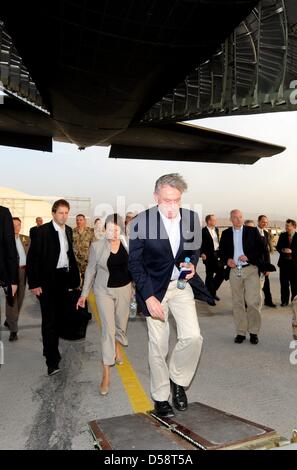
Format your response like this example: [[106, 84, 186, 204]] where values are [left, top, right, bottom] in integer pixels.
[[107, 242, 131, 288]]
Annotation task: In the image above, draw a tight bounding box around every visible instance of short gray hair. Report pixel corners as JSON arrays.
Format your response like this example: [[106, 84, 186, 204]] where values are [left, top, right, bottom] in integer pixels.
[[154, 173, 188, 194]]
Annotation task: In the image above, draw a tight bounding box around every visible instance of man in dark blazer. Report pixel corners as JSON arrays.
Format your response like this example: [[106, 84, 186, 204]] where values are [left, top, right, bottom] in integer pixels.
[[27, 200, 80, 375], [5, 217, 30, 341], [276, 219, 297, 306], [129, 174, 208, 419], [29, 217, 43, 242], [200, 214, 224, 300], [257, 215, 276, 308], [0, 206, 18, 309], [220, 209, 266, 345]]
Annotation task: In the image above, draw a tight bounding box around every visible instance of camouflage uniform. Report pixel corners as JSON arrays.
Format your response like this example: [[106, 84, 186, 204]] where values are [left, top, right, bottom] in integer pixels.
[[73, 227, 94, 284]]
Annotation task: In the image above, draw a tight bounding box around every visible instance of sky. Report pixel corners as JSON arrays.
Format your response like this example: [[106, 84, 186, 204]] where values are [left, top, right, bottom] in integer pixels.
[[0, 110, 296, 221]]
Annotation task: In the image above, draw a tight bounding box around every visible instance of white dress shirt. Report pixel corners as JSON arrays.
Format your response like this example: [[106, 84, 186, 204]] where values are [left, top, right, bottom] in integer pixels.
[[257, 226, 265, 237], [159, 210, 181, 280], [15, 236, 26, 266], [52, 220, 69, 269], [233, 226, 247, 265], [207, 226, 219, 251]]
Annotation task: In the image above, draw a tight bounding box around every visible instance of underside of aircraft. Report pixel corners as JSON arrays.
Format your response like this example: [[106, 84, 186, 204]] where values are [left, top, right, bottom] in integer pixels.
[[0, 0, 296, 163]]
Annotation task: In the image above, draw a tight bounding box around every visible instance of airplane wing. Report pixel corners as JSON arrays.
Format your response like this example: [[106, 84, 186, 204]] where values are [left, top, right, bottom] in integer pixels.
[[0, 0, 294, 162], [108, 122, 285, 164], [0, 94, 285, 163]]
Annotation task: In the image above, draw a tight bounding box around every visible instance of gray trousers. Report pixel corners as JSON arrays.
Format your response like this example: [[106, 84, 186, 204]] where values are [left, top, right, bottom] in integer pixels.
[[6, 268, 26, 333], [95, 282, 132, 365]]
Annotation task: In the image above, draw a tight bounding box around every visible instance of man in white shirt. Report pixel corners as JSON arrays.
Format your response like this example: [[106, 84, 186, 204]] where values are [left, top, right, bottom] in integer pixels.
[[220, 210, 266, 345], [27, 200, 80, 376], [257, 215, 276, 308], [5, 218, 30, 341], [200, 214, 225, 300], [129, 174, 204, 419]]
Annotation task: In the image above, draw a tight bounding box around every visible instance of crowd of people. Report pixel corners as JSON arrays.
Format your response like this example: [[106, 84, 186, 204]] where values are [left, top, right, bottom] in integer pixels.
[[0, 172, 297, 418]]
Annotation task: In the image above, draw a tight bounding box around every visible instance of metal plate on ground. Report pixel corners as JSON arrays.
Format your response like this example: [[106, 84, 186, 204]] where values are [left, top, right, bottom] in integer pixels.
[[151, 402, 279, 450], [88, 413, 196, 450], [150, 402, 278, 450]]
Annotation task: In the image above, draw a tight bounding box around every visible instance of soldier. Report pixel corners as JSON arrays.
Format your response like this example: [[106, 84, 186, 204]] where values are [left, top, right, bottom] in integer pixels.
[[73, 214, 94, 285]]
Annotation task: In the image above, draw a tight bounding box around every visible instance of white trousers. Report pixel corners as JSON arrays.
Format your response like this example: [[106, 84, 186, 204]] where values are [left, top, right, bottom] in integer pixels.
[[146, 281, 203, 401]]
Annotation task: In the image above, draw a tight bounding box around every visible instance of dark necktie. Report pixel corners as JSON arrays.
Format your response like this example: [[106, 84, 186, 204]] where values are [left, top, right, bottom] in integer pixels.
[[288, 234, 293, 246]]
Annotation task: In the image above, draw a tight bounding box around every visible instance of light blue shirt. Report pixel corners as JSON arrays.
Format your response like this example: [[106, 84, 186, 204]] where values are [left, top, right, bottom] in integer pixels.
[[232, 226, 247, 265]]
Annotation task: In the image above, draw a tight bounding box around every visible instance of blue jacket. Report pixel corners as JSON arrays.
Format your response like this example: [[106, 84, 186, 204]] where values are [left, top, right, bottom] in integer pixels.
[[128, 206, 213, 316]]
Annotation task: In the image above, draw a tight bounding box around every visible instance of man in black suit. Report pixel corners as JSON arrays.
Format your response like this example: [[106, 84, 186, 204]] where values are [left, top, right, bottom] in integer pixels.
[[129, 174, 206, 419], [0, 206, 18, 316], [200, 214, 224, 300], [29, 217, 43, 242], [220, 209, 266, 345], [276, 219, 297, 306], [257, 215, 276, 308], [27, 200, 80, 375]]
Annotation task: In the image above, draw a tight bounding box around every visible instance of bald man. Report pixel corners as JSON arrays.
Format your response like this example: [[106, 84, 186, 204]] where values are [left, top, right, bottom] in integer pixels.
[[220, 210, 266, 345]]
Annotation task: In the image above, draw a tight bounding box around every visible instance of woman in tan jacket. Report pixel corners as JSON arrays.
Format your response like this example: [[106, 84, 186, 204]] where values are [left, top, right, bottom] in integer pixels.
[[77, 214, 132, 395]]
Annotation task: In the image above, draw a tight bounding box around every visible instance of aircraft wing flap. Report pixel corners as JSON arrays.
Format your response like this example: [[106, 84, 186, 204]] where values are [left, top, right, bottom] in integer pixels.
[[108, 122, 285, 164]]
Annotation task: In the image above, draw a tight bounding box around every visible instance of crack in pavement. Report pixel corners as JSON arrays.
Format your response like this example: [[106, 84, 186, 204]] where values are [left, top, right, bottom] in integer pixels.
[[25, 341, 94, 450]]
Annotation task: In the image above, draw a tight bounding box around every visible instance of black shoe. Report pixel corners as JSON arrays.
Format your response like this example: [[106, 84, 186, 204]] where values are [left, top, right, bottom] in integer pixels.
[[234, 335, 246, 344], [9, 332, 18, 342], [48, 366, 60, 376], [250, 333, 259, 345], [214, 295, 220, 301], [170, 380, 188, 411], [153, 401, 175, 418], [264, 302, 277, 308], [207, 300, 216, 306], [281, 303, 288, 307], [4, 320, 9, 328]]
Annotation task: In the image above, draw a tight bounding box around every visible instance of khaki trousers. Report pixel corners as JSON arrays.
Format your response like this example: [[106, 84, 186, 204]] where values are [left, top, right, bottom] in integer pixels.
[[6, 268, 26, 333], [95, 282, 132, 365], [259, 273, 265, 308], [229, 265, 261, 336], [146, 281, 203, 401]]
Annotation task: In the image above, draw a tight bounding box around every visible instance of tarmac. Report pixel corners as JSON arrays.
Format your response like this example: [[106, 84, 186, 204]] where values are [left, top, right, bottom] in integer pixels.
[[0, 253, 296, 450]]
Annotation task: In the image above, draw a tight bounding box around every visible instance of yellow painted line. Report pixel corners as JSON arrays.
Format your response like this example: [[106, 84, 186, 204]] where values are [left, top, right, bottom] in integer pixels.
[[88, 291, 153, 413], [88, 291, 101, 327]]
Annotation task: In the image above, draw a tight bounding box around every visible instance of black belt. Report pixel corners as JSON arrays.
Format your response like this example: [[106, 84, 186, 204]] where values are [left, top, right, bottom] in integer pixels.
[[241, 264, 250, 268], [56, 267, 69, 272]]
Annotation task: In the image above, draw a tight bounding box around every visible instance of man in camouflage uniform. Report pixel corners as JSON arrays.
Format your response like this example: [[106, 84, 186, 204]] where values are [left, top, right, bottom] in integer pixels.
[[73, 214, 94, 285]]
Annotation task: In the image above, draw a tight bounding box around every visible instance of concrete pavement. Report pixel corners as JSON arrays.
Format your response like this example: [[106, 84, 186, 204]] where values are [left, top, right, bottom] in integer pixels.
[[0, 253, 296, 449]]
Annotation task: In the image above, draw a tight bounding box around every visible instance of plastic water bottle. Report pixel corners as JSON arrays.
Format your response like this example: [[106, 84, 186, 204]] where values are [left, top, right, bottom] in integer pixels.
[[129, 294, 137, 320], [236, 259, 242, 277], [177, 257, 191, 290]]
